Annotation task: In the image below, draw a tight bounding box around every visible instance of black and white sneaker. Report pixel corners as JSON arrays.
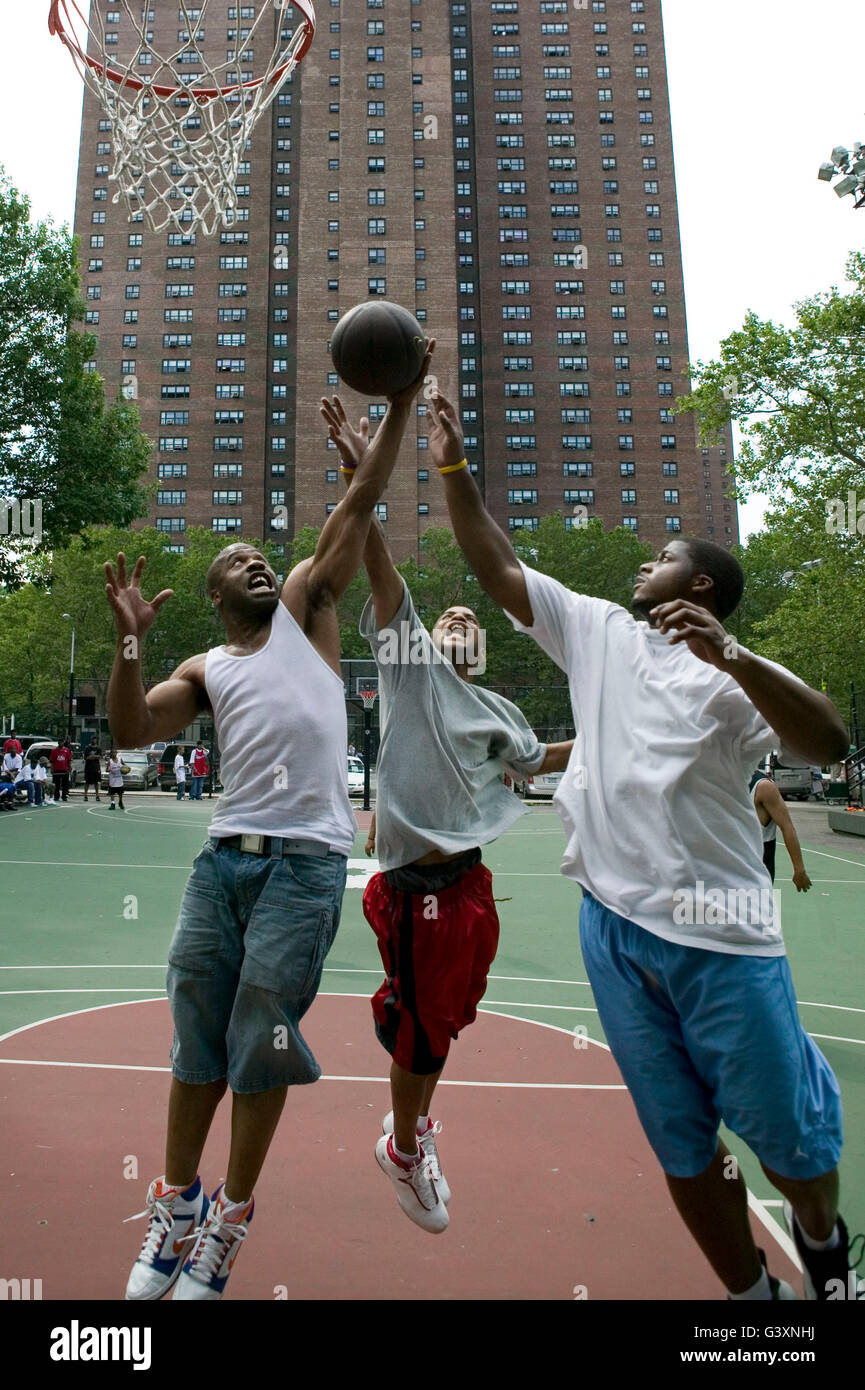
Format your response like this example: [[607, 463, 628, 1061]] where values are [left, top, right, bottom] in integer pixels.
[[726, 1250, 797, 1301], [783, 1201, 865, 1301]]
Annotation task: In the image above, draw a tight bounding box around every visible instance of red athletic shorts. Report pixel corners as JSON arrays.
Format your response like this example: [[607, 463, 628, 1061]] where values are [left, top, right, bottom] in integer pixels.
[[363, 858, 500, 1075]]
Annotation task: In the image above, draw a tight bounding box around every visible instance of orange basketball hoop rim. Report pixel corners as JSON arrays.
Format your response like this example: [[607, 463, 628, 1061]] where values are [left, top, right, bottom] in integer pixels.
[[48, 0, 316, 103]]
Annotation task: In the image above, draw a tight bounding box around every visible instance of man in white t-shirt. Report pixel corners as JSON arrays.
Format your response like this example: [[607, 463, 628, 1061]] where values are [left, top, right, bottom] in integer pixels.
[[428, 387, 858, 1304], [105, 341, 434, 1302], [174, 750, 188, 801]]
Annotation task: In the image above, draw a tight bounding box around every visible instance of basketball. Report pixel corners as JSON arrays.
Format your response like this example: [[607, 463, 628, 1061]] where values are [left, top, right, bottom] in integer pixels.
[[330, 301, 427, 397]]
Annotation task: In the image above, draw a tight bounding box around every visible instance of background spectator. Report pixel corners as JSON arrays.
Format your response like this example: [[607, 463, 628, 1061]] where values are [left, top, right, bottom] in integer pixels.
[[189, 743, 209, 801], [174, 748, 188, 801], [83, 740, 102, 802], [49, 740, 72, 803]]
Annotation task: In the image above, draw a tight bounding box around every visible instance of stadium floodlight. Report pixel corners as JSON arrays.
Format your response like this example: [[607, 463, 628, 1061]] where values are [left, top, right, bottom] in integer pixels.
[[819, 139, 865, 210], [835, 174, 860, 198]]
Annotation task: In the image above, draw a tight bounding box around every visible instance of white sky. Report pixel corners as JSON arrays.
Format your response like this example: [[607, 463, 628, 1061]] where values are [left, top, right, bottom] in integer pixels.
[[3, 1, 863, 541]]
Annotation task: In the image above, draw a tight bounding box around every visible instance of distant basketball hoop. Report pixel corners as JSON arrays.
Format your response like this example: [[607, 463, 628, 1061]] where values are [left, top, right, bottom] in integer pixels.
[[356, 678, 378, 714], [48, 0, 316, 236]]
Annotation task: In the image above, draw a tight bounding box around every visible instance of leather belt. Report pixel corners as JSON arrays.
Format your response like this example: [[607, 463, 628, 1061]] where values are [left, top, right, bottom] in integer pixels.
[[216, 835, 331, 858]]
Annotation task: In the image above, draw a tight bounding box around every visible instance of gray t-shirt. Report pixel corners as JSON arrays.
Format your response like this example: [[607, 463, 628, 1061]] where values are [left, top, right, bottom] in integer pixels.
[[360, 582, 547, 870]]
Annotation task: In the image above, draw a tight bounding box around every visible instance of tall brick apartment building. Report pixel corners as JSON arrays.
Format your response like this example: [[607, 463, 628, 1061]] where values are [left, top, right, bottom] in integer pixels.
[[74, 0, 737, 566]]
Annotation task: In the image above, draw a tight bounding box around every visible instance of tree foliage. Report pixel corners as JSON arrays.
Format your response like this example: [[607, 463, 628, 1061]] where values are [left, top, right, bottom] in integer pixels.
[[675, 251, 865, 504], [0, 171, 152, 586], [0, 526, 283, 733]]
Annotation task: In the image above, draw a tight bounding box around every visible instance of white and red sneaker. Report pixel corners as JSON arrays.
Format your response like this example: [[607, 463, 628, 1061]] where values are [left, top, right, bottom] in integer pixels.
[[375, 1134, 449, 1234], [124, 1176, 208, 1301], [382, 1111, 451, 1204], [173, 1185, 253, 1301]]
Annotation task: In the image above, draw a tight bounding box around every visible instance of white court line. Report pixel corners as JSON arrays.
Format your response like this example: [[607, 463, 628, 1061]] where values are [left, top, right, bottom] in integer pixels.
[[1, 966, 862, 1017], [807, 1032, 865, 1046], [0, 860, 194, 870], [0, 996, 807, 1269], [799, 846, 865, 871], [1, 988, 860, 1044], [0, 989, 167, 997], [747, 1193, 802, 1271], [0, 1057, 625, 1090]]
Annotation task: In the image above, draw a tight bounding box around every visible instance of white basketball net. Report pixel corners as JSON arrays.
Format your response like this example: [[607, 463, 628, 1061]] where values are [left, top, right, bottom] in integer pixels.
[[51, 0, 316, 236]]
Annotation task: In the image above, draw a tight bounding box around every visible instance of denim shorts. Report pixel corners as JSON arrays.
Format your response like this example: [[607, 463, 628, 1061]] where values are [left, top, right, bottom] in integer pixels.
[[579, 891, 843, 1180], [166, 838, 347, 1093]]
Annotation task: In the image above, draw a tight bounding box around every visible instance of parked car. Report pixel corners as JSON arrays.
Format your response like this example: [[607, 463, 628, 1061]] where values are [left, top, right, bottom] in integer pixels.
[[13, 734, 54, 753], [100, 750, 159, 791], [158, 743, 218, 793], [519, 770, 564, 799], [348, 755, 365, 797], [22, 740, 85, 789], [765, 753, 812, 802]]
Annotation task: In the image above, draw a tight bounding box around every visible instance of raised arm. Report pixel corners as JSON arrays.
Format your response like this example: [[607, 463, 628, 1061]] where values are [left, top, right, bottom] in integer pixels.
[[297, 341, 434, 613], [755, 781, 812, 892], [319, 396, 404, 627], [429, 389, 533, 626], [105, 553, 208, 746]]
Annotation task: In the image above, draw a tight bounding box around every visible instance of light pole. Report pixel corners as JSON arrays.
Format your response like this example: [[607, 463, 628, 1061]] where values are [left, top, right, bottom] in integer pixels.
[[62, 614, 75, 741]]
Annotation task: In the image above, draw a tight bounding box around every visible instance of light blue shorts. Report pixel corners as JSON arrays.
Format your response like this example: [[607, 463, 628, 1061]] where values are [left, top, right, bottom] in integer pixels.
[[579, 892, 843, 1180], [166, 839, 347, 1093]]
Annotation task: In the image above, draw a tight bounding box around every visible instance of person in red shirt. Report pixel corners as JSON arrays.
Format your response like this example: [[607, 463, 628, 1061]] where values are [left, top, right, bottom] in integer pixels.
[[189, 743, 209, 801], [3, 737, 22, 757], [49, 740, 72, 803]]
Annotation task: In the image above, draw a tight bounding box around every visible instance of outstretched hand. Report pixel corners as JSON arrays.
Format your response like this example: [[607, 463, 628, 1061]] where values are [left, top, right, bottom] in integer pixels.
[[319, 396, 370, 475], [387, 336, 436, 406], [104, 553, 174, 640], [429, 389, 465, 472]]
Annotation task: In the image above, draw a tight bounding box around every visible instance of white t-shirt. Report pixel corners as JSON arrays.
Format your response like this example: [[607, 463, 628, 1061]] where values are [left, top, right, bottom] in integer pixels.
[[360, 582, 546, 869], [508, 563, 795, 956], [174, 754, 187, 782], [3, 753, 22, 774]]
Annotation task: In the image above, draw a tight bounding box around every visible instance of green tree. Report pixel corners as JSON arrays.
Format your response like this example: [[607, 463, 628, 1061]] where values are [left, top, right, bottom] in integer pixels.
[[0, 171, 152, 586], [674, 251, 865, 506], [0, 526, 285, 733]]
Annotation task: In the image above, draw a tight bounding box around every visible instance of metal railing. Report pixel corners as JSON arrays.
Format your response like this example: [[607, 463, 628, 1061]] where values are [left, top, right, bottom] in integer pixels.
[[845, 746, 865, 808]]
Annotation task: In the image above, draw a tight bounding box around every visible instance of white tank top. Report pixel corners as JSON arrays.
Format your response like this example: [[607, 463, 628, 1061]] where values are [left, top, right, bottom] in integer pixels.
[[753, 783, 777, 843], [205, 602, 355, 854]]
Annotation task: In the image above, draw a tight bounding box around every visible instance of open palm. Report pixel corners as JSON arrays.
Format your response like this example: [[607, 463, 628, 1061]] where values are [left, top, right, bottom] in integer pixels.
[[104, 553, 174, 639], [319, 396, 370, 470]]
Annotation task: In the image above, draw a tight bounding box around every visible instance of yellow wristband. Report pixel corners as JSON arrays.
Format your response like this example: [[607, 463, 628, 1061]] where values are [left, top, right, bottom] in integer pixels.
[[340, 465, 357, 474], [439, 458, 468, 475]]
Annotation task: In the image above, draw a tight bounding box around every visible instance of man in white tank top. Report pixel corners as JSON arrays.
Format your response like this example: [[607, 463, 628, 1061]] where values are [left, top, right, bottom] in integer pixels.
[[104, 342, 433, 1302]]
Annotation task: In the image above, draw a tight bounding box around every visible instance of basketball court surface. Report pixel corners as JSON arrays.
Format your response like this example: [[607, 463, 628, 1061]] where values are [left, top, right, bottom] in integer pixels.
[[2, 796, 862, 1301]]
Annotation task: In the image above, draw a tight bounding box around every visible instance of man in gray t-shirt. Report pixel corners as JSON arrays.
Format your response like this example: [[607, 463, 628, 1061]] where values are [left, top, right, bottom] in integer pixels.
[[321, 395, 573, 1236]]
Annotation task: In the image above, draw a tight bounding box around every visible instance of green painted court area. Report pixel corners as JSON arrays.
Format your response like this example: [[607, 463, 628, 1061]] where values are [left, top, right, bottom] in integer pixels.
[[1, 794, 864, 1258]]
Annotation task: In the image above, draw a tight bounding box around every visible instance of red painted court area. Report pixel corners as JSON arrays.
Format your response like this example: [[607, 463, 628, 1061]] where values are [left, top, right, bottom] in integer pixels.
[[1, 994, 802, 1300]]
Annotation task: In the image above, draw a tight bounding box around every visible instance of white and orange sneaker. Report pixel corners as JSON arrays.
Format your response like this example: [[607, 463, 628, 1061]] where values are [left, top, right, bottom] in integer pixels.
[[124, 1176, 208, 1301], [173, 1185, 254, 1301], [382, 1111, 451, 1204], [375, 1134, 449, 1234]]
